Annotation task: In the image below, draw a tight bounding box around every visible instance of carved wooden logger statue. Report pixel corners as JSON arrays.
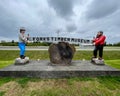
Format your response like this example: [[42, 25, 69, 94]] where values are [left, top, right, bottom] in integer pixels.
[[48, 42, 76, 65]]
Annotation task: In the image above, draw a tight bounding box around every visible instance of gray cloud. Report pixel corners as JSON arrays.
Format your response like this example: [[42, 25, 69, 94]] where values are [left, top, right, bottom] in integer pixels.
[[48, 0, 74, 19], [0, 2, 19, 38], [0, 0, 54, 38], [66, 23, 77, 32], [85, 0, 120, 19], [0, 0, 120, 43]]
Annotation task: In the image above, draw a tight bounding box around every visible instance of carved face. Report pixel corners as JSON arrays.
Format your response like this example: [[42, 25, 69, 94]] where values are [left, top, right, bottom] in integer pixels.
[[21, 30, 25, 34]]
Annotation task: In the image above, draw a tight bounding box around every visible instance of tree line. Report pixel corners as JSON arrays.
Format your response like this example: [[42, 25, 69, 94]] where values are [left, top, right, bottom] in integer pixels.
[[0, 40, 120, 46]]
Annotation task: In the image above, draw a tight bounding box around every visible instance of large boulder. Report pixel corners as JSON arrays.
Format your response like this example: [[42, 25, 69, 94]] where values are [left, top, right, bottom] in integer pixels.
[[48, 42, 76, 65]]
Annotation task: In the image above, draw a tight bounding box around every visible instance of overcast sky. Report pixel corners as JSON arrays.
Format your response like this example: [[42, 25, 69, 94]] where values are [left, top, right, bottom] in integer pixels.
[[0, 0, 120, 43]]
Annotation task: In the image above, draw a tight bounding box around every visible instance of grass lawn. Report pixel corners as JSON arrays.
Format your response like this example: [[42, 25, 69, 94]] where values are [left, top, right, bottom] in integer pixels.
[[105, 60, 120, 69], [0, 50, 120, 96], [0, 61, 14, 69], [0, 77, 120, 96], [0, 50, 120, 69]]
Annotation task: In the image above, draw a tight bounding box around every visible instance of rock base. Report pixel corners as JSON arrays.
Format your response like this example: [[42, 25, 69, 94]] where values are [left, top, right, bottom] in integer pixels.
[[0, 60, 120, 78], [91, 58, 104, 65], [15, 57, 29, 65]]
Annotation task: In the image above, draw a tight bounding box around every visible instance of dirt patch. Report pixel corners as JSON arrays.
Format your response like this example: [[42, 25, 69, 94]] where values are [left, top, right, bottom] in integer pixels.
[[0, 81, 23, 96]]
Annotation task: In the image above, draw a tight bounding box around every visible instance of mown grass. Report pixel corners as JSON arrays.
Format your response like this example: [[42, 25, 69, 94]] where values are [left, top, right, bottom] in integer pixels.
[[0, 50, 49, 61], [105, 60, 120, 69], [0, 61, 14, 69], [0, 50, 120, 60], [0, 50, 120, 69], [0, 77, 120, 96], [0, 91, 5, 96], [0, 50, 120, 96]]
